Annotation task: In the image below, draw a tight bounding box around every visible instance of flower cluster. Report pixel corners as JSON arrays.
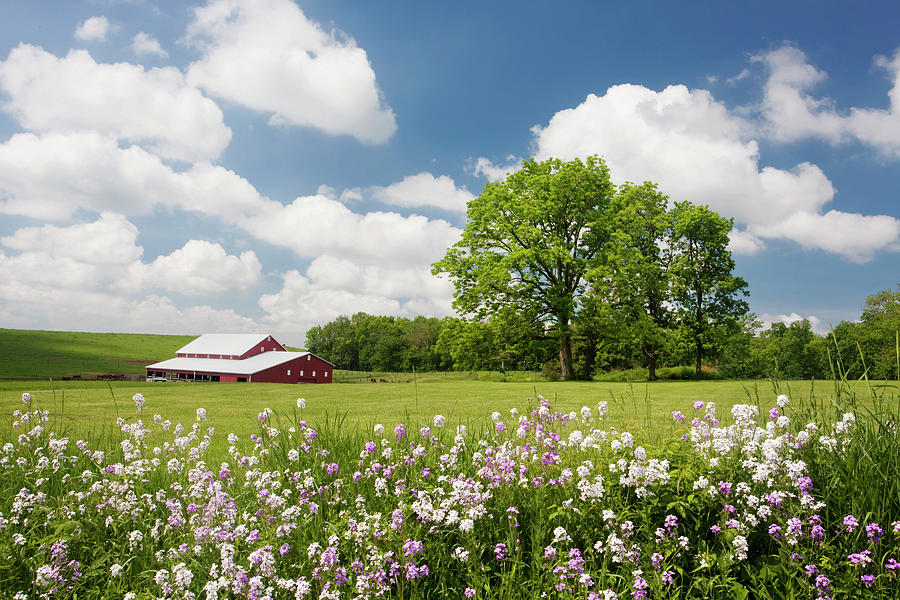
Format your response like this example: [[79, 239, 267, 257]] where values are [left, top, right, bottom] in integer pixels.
[[0, 391, 897, 599]]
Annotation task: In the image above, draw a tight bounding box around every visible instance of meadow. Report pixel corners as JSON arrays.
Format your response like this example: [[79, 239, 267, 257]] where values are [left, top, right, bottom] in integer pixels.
[[1, 372, 898, 599], [0, 377, 868, 451]]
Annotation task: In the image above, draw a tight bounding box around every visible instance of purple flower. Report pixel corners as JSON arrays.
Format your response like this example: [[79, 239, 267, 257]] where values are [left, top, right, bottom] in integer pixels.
[[843, 514, 859, 533], [861, 574, 875, 588], [403, 539, 424, 557], [672, 410, 686, 423], [717, 481, 732, 495], [364, 441, 376, 453], [805, 564, 819, 576], [693, 400, 705, 410], [662, 571, 675, 586], [769, 407, 780, 421], [394, 424, 407, 441], [814, 574, 830, 592], [866, 522, 883, 543], [710, 525, 722, 533], [280, 544, 291, 556], [464, 588, 476, 598], [885, 558, 900, 571]]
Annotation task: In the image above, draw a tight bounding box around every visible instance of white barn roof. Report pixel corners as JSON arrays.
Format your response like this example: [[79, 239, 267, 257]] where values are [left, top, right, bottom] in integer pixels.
[[147, 351, 312, 375], [176, 333, 275, 356]]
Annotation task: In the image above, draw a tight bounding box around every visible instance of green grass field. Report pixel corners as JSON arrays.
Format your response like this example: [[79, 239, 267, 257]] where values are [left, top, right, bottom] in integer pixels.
[[1, 376, 888, 451], [0, 328, 195, 378]]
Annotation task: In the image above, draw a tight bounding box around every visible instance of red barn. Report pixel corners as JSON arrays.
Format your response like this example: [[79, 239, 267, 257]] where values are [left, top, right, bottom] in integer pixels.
[[146, 334, 333, 384]]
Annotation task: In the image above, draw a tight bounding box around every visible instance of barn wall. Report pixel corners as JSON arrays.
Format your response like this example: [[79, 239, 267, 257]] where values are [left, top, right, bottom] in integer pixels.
[[241, 336, 286, 359]]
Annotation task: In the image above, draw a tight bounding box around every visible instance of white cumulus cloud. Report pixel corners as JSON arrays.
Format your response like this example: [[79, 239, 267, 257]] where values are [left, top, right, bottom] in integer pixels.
[[0, 44, 231, 162], [132, 32, 168, 58], [185, 0, 396, 144], [527, 81, 900, 262], [74, 16, 111, 42], [370, 172, 474, 213], [757, 44, 900, 157]]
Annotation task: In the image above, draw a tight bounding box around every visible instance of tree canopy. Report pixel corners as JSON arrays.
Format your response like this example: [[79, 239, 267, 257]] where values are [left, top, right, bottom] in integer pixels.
[[432, 156, 616, 380]]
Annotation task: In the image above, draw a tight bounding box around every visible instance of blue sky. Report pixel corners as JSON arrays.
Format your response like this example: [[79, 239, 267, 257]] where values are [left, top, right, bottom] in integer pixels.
[[1, 0, 898, 346]]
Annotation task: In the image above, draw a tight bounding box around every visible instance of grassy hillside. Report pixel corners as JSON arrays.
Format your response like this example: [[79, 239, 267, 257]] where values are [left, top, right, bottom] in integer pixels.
[[0, 328, 195, 379]]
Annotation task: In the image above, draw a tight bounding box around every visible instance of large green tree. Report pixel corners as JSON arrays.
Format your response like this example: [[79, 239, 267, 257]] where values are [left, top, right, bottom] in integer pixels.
[[433, 156, 616, 380], [594, 182, 672, 380], [669, 202, 749, 377]]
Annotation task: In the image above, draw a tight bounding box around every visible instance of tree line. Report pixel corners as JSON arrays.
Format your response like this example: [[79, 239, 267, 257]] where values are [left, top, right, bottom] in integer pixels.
[[305, 284, 898, 381], [306, 156, 898, 380]]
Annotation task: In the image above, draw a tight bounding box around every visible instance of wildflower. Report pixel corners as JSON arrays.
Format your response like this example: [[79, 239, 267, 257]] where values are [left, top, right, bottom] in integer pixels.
[[133, 393, 144, 414], [662, 571, 675, 585], [733, 536, 748, 561], [885, 558, 900, 570], [777, 394, 789, 408], [394, 423, 407, 441], [21, 392, 31, 406], [848, 550, 872, 566], [464, 588, 476, 598], [494, 542, 508, 562], [110, 563, 124, 577], [297, 398, 306, 408], [866, 522, 882, 543], [374, 423, 384, 435], [843, 514, 859, 533], [861, 574, 875, 587], [434, 414, 445, 428], [693, 400, 704, 410], [672, 410, 685, 423], [196, 407, 207, 421]]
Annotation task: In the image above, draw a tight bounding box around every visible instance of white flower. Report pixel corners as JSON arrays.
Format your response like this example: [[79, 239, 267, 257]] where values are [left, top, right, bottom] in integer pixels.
[[297, 398, 306, 409], [776, 394, 789, 408], [459, 518, 474, 533], [374, 424, 384, 436], [568, 430, 583, 445], [732, 535, 749, 561], [110, 563, 124, 577], [196, 408, 207, 421], [433, 414, 445, 428], [553, 526, 571, 542]]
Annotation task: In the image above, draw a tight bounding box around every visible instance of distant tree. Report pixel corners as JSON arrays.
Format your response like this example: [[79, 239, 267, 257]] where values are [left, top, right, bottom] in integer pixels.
[[757, 320, 828, 379], [669, 202, 749, 377], [830, 285, 900, 379], [433, 156, 616, 380], [401, 316, 443, 371]]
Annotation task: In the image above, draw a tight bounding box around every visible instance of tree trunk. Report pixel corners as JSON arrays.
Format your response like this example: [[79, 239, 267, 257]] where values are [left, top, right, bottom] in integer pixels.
[[648, 352, 657, 381], [559, 333, 574, 381], [695, 338, 703, 378]]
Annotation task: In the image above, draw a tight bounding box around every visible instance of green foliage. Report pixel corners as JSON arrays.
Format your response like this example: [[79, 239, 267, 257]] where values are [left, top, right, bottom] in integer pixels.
[[668, 202, 750, 377], [433, 156, 617, 380]]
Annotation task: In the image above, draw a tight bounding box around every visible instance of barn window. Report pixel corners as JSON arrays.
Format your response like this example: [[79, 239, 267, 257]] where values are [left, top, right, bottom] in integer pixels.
[[300, 370, 304, 376], [313, 370, 316, 377], [287, 369, 291, 376], [325, 371, 329, 378], [260, 346, 264, 352], [307, 355, 311, 361]]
